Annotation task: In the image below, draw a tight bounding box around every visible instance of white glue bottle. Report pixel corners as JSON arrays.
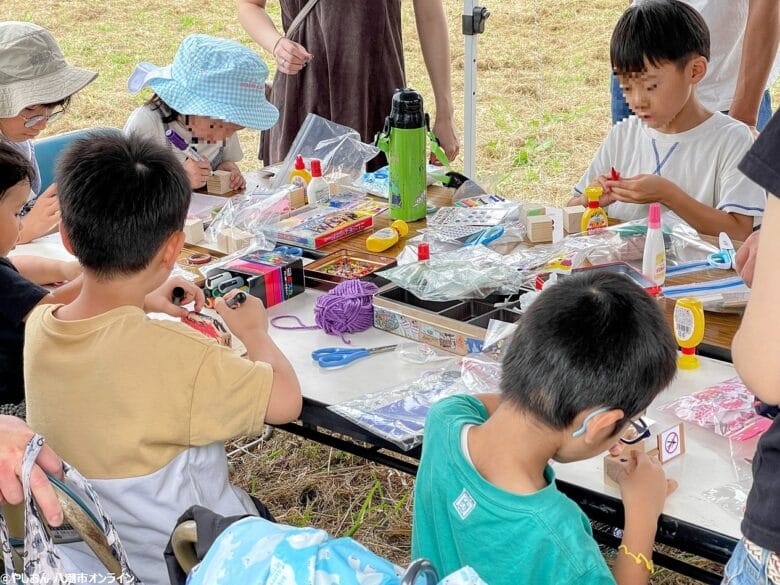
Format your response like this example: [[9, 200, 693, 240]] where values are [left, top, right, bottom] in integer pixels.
[[307, 159, 330, 205], [642, 202, 666, 286]]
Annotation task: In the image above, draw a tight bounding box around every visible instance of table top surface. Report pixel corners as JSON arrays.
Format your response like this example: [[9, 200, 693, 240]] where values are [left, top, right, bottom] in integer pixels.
[[13, 189, 749, 540], [266, 290, 750, 540]]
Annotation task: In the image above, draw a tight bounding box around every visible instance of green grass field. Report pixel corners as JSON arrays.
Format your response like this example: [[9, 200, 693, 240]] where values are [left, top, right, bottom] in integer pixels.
[[3, 1, 773, 582]]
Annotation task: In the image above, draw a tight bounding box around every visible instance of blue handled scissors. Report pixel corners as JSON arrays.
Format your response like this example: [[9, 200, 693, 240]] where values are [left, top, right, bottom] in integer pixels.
[[462, 225, 505, 247], [274, 245, 303, 257], [312, 344, 398, 368], [707, 232, 737, 270]]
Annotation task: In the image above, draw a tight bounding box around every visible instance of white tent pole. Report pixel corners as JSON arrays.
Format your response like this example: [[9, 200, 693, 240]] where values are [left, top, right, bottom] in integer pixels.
[[462, 2, 490, 179]]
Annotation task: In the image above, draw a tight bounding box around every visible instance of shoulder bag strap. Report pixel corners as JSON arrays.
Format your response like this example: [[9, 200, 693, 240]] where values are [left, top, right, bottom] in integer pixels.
[[285, 0, 321, 41]]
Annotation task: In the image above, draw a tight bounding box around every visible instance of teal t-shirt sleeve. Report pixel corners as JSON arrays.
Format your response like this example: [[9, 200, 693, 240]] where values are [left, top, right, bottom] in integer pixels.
[[573, 564, 617, 585]]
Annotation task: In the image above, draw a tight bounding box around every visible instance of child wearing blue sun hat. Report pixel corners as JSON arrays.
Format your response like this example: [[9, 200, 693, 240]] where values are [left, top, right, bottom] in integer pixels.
[[124, 34, 278, 191]]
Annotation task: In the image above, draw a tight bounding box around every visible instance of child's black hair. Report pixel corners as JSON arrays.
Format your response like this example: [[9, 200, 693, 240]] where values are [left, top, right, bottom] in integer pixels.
[[611, 0, 710, 74], [500, 272, 677, 431], [0, 142, 35, 202], [56, 132, 190, 278], [145, 94, 179, 124]]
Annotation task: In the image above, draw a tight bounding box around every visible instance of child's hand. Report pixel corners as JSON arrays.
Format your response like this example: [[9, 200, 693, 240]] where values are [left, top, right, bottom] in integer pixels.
[[215, 290, 269, 339], [144, 276, 205, 318], [617, 451, 677, 526], [735, 229, 760, 287], [184, 157, 212, 189], [19, 186, 59, 244], [217, 162, 246, 191], [606, 174, 678, 205]]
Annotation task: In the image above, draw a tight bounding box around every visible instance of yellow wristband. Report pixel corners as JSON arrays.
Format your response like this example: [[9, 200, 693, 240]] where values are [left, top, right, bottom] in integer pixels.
[[618, 544, 655, 574]]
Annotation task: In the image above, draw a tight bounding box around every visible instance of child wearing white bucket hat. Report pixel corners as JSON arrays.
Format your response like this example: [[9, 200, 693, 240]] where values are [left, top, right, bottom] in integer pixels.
[[0, 22, 97, 244], [124, 34, 278, 191]]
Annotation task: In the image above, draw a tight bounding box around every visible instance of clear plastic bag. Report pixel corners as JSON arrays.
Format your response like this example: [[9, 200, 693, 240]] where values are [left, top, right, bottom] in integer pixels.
[[659, 376, 772, 441], [328, 368, 469, 451], [380, 246, 533, 301], [701, 482, 750, 518], [502, 212, 718, 273], [205, 188, 291, 252], [271, 114, 380, 189]]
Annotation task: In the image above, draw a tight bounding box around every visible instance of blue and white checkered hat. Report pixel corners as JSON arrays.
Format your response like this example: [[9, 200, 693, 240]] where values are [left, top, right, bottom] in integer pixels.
[[127, 34, 278, 130]]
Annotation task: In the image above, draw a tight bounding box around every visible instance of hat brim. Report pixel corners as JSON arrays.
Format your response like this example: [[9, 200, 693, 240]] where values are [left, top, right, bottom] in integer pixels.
[[0, 65, 97, 118], [149, 78, 279, 131]]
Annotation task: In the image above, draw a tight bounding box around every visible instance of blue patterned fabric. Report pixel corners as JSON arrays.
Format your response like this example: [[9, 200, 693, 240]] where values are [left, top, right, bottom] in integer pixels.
[[130, 35, 278, 131], [186, 516, 487, 585]]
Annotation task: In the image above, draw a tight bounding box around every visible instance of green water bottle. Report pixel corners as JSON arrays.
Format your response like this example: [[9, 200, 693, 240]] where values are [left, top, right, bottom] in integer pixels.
[[376, 88, 428, 222]]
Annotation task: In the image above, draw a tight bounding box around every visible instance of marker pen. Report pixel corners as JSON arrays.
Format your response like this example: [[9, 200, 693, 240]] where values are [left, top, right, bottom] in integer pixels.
[[171, 286, 186, 306], [225, 291, 247, 309], [165, 129, 206, 163]]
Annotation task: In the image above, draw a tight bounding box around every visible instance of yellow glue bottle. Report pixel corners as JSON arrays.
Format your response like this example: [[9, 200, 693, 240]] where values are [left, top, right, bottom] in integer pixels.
[[289, 154, 311, 190], [673, 297, 705, 369], [366, 220, 409, 253], [580, 186, 609, 233]]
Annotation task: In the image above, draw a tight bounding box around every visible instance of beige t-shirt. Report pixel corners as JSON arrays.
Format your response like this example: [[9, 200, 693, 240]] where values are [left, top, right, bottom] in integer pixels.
[[24, 304, 273, 584]]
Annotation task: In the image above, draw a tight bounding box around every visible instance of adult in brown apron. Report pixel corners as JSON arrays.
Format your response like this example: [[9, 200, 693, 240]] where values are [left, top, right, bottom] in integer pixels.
[[238, 0, 459, 167]]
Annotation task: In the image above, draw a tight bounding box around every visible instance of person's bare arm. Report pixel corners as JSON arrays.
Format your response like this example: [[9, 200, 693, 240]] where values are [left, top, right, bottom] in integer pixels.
[[734, 195, 780, 404], [238, 0, 312, 75], [413, 0, 459, 162], [10, 256, 80, 286], [729, 0, 780, 131]]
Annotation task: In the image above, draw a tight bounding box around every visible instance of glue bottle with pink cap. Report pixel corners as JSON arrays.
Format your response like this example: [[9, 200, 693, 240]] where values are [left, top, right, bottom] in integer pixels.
[[642, 202, 666, 286]]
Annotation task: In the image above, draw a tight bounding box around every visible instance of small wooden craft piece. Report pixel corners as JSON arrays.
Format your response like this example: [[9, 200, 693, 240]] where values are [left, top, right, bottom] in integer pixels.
[[181, 312, 231, 347], [183, 218, 204, 245], [527, 215, 553, 243], [562, 206, 585, 234], [522, 204, 546, 223], [206, 170, 232, 195], [217, 227, 253, 254], [603, 423, 686, 487], [288, 187, 307, 210]]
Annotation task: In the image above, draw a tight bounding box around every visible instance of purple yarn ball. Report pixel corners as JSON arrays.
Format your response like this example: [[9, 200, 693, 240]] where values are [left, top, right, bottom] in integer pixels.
[[314, 280, 378, 336]]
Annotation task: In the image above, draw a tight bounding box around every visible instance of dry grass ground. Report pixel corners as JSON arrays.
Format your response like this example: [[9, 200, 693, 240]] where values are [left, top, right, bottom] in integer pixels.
[[3, 1, 774, 582]]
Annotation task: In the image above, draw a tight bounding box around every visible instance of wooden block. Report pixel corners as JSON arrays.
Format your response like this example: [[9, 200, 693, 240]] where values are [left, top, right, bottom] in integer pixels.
[[563, 206, 585, 234], [527, 215, 553, 243], [217, 227, 253, 254], [206, 170, 232, 195], [183, 218, 204, 245], [522, 204, 546, 221], [656, 423, 685, 463], [288, 187, 307, 210]]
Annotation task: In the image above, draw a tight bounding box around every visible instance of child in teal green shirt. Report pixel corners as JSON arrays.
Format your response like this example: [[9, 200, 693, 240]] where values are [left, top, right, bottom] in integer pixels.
[[412, 271, 679, 585]]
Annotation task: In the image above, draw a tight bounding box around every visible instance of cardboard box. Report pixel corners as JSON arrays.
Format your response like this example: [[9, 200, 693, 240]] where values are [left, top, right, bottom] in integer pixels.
[[372, 286, 523, 355], [272, 205, 375, 249], [207, 249, 305, 308]]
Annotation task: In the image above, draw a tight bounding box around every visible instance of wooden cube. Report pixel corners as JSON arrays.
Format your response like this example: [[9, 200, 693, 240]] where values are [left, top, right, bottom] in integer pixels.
[[288, 187, 307, 210], [217, 227, 253, 253], [206, 170, 232, 195], [183, 218, 204, 245], [527, 215, 553, 243], [562, 206, 585, 234]]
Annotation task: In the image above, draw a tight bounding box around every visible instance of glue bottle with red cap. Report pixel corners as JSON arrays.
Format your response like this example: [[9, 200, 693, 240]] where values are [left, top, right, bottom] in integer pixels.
[[642, 202, 666, 286], [307, 159, 331, 205], [289, 154, 311, 190]]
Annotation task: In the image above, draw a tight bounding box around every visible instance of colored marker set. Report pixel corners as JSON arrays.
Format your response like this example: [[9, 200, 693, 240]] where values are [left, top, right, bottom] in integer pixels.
[[205, 248, 305, 309], [454, 194, 506, 208]]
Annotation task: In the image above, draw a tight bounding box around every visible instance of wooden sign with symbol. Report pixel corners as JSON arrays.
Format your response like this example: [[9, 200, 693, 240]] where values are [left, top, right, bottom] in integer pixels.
[[657, 422, 685, 463]]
